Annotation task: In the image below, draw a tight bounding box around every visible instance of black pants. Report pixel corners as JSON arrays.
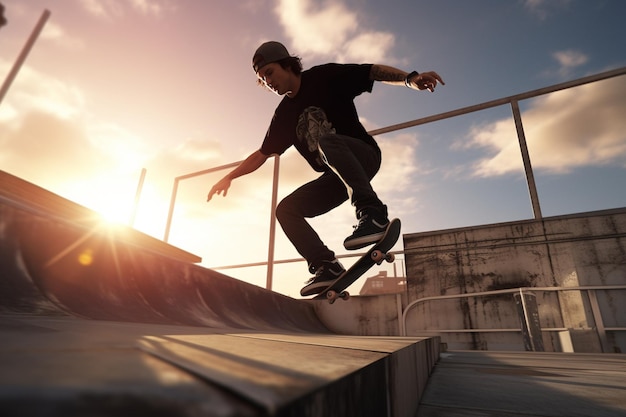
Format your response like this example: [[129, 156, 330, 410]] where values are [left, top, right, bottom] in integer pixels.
[[275, 134, 383, 269]]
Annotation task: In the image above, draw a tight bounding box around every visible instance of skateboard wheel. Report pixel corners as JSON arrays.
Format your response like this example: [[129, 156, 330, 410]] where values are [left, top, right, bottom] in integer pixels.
[[326, 290, 337, 301], [385, 253, 395, 263], [371, 250, 383, 263], [340, 291, 350, 301]]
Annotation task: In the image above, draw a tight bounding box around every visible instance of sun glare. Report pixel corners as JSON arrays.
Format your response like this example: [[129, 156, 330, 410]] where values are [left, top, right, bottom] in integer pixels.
[[76, 169, 158, 230], [96, 199, 134, 225], [92, 189, 167, 238]]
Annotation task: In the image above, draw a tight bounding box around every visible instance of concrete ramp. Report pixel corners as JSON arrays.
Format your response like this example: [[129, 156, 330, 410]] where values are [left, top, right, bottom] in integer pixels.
[[0, 170, 326, 333], [0, 170, 440, 416]]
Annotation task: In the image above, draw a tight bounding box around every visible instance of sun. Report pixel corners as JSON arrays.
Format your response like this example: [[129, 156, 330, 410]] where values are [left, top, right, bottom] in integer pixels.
[[69, 170, 167, 240], [95, 197, 134, 225]]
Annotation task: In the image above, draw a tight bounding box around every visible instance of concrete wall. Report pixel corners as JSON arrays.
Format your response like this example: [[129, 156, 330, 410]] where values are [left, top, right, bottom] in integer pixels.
[[403, 208, 626, 353], [313, 293, 406, 336]]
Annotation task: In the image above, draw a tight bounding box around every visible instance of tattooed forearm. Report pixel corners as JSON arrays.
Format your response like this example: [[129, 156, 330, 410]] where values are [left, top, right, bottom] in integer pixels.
[[369, 64, 445, 92], [370, 64, 407, 83]]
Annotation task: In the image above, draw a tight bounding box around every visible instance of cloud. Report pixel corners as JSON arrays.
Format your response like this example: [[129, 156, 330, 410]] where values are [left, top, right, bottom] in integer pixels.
[[343, 32, 395, 63], [465, 76, 626, 177], [0, 61, 86, 121], [130, 0, 174, 16], [0, 111, 115, 183], [370, 132, 423, 219], [523, 0, 572, 20], [142, 138, 226, 196], [553, 50, 587, 69], [78, 0, 175, 20], [552, 49, 588, 77], [0, 59, 221, 231], [0, 63, 134, 196], [78, 0, 123, 19], [274, 0, 396, 63], [374, 133, 420, 191], [40, 21, 85, 50], [1, 111, 142, 228]]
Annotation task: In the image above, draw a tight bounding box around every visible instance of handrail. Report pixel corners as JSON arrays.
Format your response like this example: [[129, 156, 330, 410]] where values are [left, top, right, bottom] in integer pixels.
[[368, 66, 626, 220], [367, 66, 626, 136], [400, 285, 626, 352], [163, 156, 281, 289], [163, 160, 242, 242], [163, 67, 626, 290]]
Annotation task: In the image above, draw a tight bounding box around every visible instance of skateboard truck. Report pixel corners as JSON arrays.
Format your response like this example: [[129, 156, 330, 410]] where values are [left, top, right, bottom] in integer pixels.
[[317, 219, 401, 304]]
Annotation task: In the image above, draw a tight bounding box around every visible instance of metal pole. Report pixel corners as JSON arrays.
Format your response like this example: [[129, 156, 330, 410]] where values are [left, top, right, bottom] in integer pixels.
[[511, 99, 542, 219], [129, 168, 146, 227], [0, 9, 51, 105], [266, 155, 280, 290], [587, 290, 610, 353], [164, 178, 180, 242], [519, 289, 535, 350]]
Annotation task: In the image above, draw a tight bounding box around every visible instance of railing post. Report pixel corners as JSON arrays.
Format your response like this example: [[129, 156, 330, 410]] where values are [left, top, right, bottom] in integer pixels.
[[511, 99, 542, 219], [163, 178, 180, 242], [265, 155, 280, 290], [1, 10, 51, 105], [587, 289, 610, 353], [129, 168, 146, 227], [514, 289, 544, 351]]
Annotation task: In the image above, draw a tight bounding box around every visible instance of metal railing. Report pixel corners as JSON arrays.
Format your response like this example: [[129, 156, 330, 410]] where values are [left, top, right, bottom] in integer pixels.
[[163, 156, 281, 289], [400, 285, 626, 353], [163, 67, 626, 290]]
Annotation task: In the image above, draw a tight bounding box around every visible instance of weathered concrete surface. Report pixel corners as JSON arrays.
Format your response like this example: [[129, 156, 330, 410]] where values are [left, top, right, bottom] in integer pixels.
[[403, 209, 626, 352], [0, 314, 440, 417], [313, 292, 406, 336], [417, 350, 626, 417]]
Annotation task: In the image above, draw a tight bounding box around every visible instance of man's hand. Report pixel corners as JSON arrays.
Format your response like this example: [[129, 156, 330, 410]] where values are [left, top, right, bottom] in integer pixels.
[[207, 176, 232, 202], [205, 150, 270, 203], [408, 71, 445, 92]]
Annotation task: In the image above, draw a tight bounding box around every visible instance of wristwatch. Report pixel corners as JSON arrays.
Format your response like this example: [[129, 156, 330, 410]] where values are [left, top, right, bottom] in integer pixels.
[[405, 71, 420, 88]]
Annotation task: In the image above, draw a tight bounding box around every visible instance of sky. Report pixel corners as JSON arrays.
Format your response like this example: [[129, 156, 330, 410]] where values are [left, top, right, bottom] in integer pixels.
[[1, 0, 625, 298]]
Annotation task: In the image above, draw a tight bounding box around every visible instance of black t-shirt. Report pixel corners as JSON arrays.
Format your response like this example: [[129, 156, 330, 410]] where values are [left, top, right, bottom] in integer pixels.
[[260, 63, 378, 172]]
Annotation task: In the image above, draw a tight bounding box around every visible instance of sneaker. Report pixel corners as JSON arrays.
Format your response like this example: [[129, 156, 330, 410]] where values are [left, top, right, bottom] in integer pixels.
[[343, 206, 389, 250], [300, 259, 345, 296]]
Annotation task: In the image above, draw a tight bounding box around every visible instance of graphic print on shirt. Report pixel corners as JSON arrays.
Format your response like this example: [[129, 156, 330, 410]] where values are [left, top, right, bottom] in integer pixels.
[[296, 106, 335, 168]]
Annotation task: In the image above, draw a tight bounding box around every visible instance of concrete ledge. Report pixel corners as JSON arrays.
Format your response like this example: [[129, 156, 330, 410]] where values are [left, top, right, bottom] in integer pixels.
[[0, 169, 201, 263], [1, 315, 440, 416]]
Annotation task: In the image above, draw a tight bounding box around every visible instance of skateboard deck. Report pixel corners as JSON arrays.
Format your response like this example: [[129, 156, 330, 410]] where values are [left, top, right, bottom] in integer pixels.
[[313, 218, 401, 303]]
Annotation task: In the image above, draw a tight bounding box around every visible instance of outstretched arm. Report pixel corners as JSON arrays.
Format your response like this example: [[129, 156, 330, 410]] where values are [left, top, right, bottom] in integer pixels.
[[370, 64, 445, 92], [207, 150, 270, 202]]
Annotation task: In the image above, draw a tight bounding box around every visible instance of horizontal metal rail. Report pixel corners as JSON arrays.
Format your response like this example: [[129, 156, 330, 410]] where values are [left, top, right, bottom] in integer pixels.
[[368, 66, 626, 136], [417, 326, 626, 334], [401, 285, 626, 353], [210, 250, 405, 270], [164, 160, 242, 242]]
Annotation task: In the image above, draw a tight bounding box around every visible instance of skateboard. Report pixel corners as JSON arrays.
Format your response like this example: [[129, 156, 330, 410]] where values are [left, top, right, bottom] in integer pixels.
[[313, 218, 401, 304]]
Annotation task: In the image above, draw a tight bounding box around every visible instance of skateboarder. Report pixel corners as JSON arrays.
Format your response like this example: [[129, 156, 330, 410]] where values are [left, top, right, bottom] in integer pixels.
[[207, 41, 444, 296]]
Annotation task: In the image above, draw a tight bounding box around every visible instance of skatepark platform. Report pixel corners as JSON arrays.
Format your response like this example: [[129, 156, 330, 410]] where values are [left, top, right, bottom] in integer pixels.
[[0, 171, 440, 416], [2, 170, 625, 416]]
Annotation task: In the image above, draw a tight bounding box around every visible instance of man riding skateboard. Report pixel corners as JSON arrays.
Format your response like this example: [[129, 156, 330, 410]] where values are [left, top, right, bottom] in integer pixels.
[[207, 41, 444, 296]]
